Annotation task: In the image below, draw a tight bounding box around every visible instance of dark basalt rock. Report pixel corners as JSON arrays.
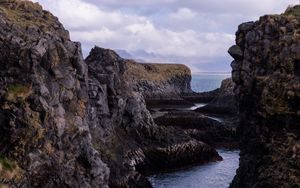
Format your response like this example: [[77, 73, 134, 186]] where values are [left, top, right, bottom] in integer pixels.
[[182, 88, 220, 103], [195, 78, 237, 115], [0, 1, 109, 187], [154, 111, 238, 148], [229, 8, 300, 188], [0, 2, 221, 188], [86, 47, 222, 188]]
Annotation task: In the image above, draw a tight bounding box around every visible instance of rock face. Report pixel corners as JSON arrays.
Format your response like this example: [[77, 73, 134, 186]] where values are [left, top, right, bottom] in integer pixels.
[[195, 78, 237, 115], [86, 47, 221, 187], [0, 2, 224, 188], [124, 60, 193, 106], [229, 7, 300, 188], [0, 1, 224, 188], [0, 1, 109, 187]]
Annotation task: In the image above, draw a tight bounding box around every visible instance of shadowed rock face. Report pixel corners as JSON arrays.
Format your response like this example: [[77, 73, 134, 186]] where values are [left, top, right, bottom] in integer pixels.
[[86, 47, 222, 188], [229, 8, 300, 188], [195, 78, 237, 115], [0, 1, 109, 187]]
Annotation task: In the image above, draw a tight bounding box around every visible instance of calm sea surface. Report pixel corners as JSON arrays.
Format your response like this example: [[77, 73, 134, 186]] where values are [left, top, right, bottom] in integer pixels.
[[148, 75, 239, 188], [149, 149, 239, 188], [191, 73, 231, 92]]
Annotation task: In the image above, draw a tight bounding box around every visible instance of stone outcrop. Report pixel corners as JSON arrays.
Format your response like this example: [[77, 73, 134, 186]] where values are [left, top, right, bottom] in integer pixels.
[[0, 2, 226, 188], [195, 78, 237, 115], [154, 111, 238, 148], [124, 60, 193, 106], [0, 1, 109, 187], [86, 47, 221, 187], [229, 7, 300, 188]]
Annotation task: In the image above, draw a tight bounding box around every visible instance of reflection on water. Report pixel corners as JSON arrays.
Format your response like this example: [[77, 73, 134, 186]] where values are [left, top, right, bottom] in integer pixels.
[[187, 103, 206, 110], [149, 150, 239, 188]]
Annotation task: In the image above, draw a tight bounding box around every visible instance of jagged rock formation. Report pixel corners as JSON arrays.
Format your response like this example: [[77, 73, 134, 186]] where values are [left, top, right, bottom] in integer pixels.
[[0, 1, 224, 188], [124, 60, 193, 106], [229, 7, 300, 188], [195, 78, 237, 115], [154, 111, 238, 148], [86, 47, 221, 187], [0, 1, 109, 187]]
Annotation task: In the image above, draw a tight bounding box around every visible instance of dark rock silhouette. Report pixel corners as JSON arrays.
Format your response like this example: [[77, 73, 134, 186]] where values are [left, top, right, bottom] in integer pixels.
[[86, 47, 221, 188], [229, 7, 300, 188]]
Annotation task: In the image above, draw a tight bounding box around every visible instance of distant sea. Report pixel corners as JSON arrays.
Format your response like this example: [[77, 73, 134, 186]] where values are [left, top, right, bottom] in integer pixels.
[[191, 73, 231, 92]]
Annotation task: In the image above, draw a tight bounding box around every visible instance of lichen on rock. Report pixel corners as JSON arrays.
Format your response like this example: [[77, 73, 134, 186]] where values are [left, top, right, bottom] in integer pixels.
[[229, 6, 300, 188], [0, 1, 109, 187]]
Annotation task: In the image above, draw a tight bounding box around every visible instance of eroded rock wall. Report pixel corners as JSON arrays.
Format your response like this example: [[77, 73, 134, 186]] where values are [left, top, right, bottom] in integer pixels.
[[86, 47, 221, 188], [229, 9, 300, 188], [0, 1, 109, 187]]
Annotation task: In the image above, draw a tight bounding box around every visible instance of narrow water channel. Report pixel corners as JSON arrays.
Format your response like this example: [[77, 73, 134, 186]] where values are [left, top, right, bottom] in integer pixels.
[[149, 149, 239, 188]]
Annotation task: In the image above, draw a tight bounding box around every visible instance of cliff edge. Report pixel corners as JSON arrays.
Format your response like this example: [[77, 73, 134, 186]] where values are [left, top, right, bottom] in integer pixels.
[[229, 6, 300, 188], [124, 60, 193, 105]]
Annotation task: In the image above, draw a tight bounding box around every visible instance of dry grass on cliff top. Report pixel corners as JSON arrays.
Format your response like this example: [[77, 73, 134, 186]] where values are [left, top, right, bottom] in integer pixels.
[[124, 60, 191, 82], [284, 5, 300, 17], [0, 0, 56, 29]]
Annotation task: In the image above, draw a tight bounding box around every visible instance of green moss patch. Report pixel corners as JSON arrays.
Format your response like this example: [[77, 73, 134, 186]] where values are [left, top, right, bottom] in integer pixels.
[[6, 84, 32, 102], [0, 156, 13, 172]]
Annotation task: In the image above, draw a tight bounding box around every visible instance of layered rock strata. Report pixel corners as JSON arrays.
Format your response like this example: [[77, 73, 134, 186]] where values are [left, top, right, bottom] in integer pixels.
[[124, 60, 194, 107]]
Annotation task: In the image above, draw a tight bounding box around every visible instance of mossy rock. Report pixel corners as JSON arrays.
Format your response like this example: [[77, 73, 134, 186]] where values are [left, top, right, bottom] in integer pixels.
[[0, 0, 56, 30], [0, 156, 13, 172], [284, 5, 300, 17], [6, 84, 32, 102]]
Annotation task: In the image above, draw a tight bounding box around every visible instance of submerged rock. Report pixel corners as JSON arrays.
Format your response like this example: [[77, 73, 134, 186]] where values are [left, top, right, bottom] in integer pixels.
[[230, 7, 300, 188]]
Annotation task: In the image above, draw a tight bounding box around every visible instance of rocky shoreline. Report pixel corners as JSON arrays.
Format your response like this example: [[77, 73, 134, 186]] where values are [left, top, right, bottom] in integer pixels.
[[2, 1, 298, 188], [0, 2, 235, 187]]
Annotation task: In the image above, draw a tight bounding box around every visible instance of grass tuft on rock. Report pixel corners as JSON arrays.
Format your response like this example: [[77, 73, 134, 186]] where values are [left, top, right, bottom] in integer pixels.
[[284, 5, 300, 17]]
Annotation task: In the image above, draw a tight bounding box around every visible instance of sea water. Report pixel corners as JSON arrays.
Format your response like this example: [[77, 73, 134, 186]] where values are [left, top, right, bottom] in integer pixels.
[[149, 150, 240, 188], [191, 73, 231, 92], [148, 74, 239, 188]]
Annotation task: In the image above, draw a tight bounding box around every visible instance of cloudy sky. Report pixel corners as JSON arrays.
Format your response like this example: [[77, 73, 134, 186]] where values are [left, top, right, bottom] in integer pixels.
[[32, 0, 298, 73]]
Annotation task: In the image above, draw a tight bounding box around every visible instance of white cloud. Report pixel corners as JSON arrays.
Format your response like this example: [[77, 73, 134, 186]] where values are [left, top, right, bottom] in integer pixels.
[[170, 8, 197, 20], [32, 0, 299, 72]]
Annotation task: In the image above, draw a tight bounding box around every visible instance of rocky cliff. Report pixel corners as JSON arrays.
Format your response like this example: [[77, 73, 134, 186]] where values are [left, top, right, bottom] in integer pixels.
[[0, 1, 222, 188], [85, 47, 221, 187], [0, 0, 109, 187], [124, 60, 193, 105], [229, 6, 300, 188]]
